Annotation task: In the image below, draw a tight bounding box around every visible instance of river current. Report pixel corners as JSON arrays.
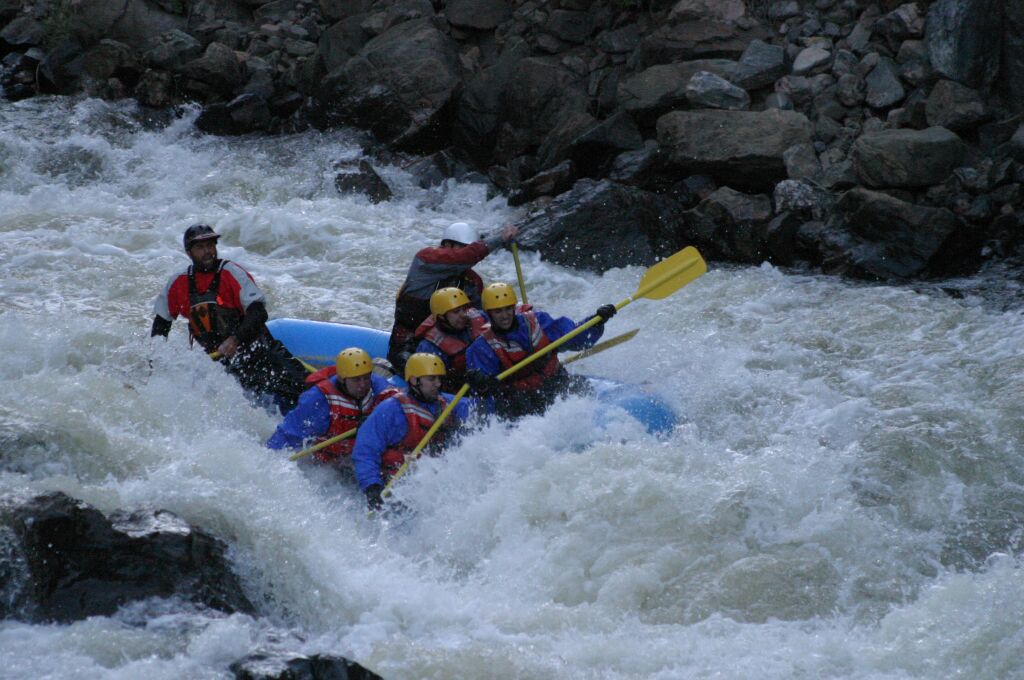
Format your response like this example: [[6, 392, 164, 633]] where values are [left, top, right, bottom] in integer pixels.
[[0, 97, 1022, 679]]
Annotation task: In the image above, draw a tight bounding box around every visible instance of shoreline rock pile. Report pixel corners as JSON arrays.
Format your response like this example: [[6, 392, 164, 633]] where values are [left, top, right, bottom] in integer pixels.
[[1, 0, 1022, 280]]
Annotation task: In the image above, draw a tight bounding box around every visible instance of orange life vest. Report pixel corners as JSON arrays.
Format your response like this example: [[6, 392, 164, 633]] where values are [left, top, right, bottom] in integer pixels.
[[187, 264, 242, 351], [312, 374, 398, 465], [414, 308, 489, 390], [480, 310, 561, 391], [379, 392, 453, 479]]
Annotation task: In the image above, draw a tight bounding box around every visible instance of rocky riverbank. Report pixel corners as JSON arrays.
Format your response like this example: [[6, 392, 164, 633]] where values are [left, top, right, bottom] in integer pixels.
[[1, 0, 1022, 280]]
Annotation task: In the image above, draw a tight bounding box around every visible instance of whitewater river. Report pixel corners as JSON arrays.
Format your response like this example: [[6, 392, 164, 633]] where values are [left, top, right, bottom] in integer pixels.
[[1, 97, 1022, 679]]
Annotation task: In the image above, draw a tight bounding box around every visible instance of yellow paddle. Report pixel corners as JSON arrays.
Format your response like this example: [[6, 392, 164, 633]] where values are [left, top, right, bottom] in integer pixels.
[[381, 246, 707, 497], [562, 328, 639, 366], [511, 242, 529, 304], [288, 427, 356, 461]]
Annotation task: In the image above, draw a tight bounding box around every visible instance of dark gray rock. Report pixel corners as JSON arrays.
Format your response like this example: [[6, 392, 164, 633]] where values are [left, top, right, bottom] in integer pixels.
[[926, 0, 1002, 90], [618, 59, 738, 125], [70, 0, 186, 51], [633, 20, 763, 69], [561, 110, 644, 176], [144, 29, 203, 70], [182, 42, 247, 93], [864, 56, 905, 109], [319, 16, 371, 73], [925, 79, 988, 132], [80, 40, 143, 85], [685, 186, 773, 262], [802, 186, 981, 279], [334, 160, 393, 203], [0, 17, 46, 47], [595, 25, 641, 54], [732, 39, 787, 91], [1008, 124, 1024, 162], [405, 147, 490, 188], [196, 93, 272, 135], [606, 141, 664, 187], [1003, 0, 1024, 111], [508, 160, 575, 206], [230, 651, 383, 680], [134, 68, 176, 107], [1, 492, 253, 623], [873, 2, 926, 50], [852, 126, 967, 188], [657, 108, 813, 191], [319, 0, 373, 22], [446, 0, 510, 30], [792, 46, 832, 76], [783, 142, 821, 180], [836, 72, 865, 106], [773, 178, 833, 219], [545, 10, 593, 44], [500, 57, 589, 153], [515, 179, 689, 272], [685, 71, 750, 110], [317, 18, 461, 151]]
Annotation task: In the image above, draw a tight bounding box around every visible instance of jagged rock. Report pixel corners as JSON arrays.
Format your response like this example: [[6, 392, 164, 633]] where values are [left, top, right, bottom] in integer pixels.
[[668, 0, 746, 23], [515, 178, 688, 272], [685, 186, 773, 262], [774, 178, 833, 219], [657, 108, 813, 191], [317, 18, 461, 151], [732, 39, 787, 91], [925, 79, 988, 132], [320, 0, 373, 22], [594, 25, 641, 54], [864, 56, 905, 109], [768, 1, 802, 22], [792, 46, 831, 76], [545, 110, 643, 176], [800, 186, 981, 279], [685, 71, 750, 110], [196, 93, 272, 134], [607, 140, 664, 187], [334, 159, 393, 203], [182, 42, 247, 92], [633, 20, 764, 69], [498, 57, 589, 154], [852, 126, 966, 188], [0, 17, 46, 47], [319, 16, 371, 72], [69, 0, 186, 51], [230, 651, 383, 680], [446, 0, 510, 30], [783, 142, 821, 180], [81, 40, 143, 85], [835, 72, 865, 107], [618, 59, 738, 125], [405, 147, 488, 188], [144, 29, 203, 70], [134, 68, 176, 107], [545, 10, 593, 44], [1003, 1, 1024, 111], [508, 159, 575, 206], [873, 2, 926, 50], [1, 492, 253, 623], [926, 0, 1002, 90], [1008, 125, 1024, 162], [37, 40, 86, 94]]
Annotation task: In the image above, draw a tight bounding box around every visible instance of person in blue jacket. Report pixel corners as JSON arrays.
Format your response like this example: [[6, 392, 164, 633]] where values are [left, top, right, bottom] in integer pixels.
[[266, 348, 396, 467], [413, 287, 490, 393], [464, 282, 616, 419], [352, 353, 472, 510]]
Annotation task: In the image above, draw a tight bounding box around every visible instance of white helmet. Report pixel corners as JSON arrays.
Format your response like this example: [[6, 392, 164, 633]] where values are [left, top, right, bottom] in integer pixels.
[[442, 222, 479, 245]]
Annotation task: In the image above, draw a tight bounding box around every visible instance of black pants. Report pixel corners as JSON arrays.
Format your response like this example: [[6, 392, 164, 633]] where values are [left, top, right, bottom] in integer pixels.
[[492, 371, 593, 420], [225, 335, 308, 415]]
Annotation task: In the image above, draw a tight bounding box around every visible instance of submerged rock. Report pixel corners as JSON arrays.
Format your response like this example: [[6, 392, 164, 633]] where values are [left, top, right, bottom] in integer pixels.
[[230, 651, 383, 680], [1, 492, 254, 623]]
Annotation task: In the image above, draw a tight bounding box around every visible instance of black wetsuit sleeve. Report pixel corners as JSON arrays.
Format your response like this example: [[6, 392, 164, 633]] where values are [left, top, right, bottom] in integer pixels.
[[151, 315, 172, 338], [235, 300, 268, 345]]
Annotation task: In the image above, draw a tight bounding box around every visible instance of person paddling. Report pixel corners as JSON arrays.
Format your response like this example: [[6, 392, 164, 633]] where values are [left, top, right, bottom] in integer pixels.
[[464, 282, 617, 419], [387, 221, 517, 375], [151, 224, 307, 414], [412, 287, 490, 393], [266, 348, 398, 467], [352, 353, 472, 510]]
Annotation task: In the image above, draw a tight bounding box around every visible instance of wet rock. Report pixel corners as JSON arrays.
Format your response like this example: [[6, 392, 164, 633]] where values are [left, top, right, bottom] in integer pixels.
[[685, 186, 773, 262], [405, 146, 488, 188], [802, 186, 981, 279], [81, 40, 143, 87], [508, 159, 575, 206], [182, 42, 247, 93], [1, 492, 253, 623], [134, 68, 176, 107], [657, 108, 813, 191], [852, 126, 967, 188], [685, 71, 750, 110], [774, 178, 833, 219], [317, 18, 461, 152], [515, 178, 688, 272], [334, 159, 393, 203], [606, 141, 664, 187], [445, 0, 510, 30], [230, 651, 383, 680], [732, 39, 787, 91], [196, 93, 272, 135], [925, 79, 988, 132], [926, 0, 1002, 90]]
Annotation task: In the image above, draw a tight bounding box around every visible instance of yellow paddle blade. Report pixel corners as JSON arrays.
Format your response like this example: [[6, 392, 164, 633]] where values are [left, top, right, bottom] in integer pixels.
[[632, 246, 707, 301], [562, 329, 639, 366]]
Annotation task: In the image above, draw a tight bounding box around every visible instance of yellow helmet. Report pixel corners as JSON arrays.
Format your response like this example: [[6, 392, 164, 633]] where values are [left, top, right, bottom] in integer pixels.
[[430, 287, 470, 316], [335, 347, 373, 378], [404, 353, 446, 381], [482, 282, 517, 311]]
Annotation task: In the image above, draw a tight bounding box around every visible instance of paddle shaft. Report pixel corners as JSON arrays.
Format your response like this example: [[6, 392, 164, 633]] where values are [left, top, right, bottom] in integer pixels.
[[288, 427, 356, 461], [511, 243, 528, 304], [562, 328, 639, 366]]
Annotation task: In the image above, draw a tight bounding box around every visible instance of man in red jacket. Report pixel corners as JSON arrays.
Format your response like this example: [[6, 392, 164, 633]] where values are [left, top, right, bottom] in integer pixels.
[[386, 221, 517, 375], [151, 224, 308, 414]]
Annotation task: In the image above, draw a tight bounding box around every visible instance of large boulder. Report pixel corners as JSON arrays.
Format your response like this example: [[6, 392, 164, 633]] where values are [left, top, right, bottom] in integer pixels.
[[1, 492, 253, 623], [684, 186, 773, 262], [317, 18, 462, 151], [497, 57, 589, 156], [68, 0, 186, 51], [656, 108, 813, 190], [926, 0, 1003, 90], [1005, 0, 1024, 111], [617, 59, 738, 125], [229, 652, 384, 680], [799, 187, 981, 279], [515, 179, 689, 272], [851, 126, 967, 188], [634, 20, 766, 69], [925, 79, 988, 131], [445, 0, 511, 30]]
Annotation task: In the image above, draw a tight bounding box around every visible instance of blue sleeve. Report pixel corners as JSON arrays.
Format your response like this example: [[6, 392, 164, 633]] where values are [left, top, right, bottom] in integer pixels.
[[537, 310, 605, 351], [352, 399, 408, 490], [438, 393, 474, 422], [465, 336, 501, 377], [266, 387, 330, 450], [370, 373, 393, 395], [414, 339, 451, 369]]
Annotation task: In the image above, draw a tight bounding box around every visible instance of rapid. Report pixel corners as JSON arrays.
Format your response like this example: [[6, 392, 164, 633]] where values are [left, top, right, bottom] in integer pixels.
[[1, 96, 1023, 680]]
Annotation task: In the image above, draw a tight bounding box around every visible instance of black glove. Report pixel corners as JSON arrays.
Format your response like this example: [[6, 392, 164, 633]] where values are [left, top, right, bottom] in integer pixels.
[[365, 484, 384, 511], [595, 304, 617, 323], [466, 369, 501, 395]]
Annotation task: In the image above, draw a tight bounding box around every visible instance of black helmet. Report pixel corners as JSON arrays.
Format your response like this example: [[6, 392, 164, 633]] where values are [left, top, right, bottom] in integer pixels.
[[183, 224, 219, 251]]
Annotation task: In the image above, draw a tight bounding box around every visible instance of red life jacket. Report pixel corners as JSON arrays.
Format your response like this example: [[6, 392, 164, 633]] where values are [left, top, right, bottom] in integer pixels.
[[480, 310, 561, 391], [379, 392, 452, 479], [414, 308, 489, 391], [187, 263, 243, 351], [312, 375, 398, 465]]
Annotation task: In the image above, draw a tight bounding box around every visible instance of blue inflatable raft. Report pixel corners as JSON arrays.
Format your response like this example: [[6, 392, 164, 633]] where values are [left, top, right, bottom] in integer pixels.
[[267, 318, 678, 435]]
